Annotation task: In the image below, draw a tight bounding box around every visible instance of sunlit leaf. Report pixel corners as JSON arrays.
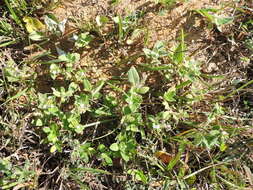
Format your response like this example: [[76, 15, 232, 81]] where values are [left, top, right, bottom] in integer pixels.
[[128, 66, 140, 86], [23, 16, 45, 33], [164, 86, 176, 102], [110, 143, 119, 151]]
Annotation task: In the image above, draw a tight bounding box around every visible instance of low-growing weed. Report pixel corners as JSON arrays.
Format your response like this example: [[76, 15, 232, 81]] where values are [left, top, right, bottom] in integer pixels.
[[1, 0, 253, 189]]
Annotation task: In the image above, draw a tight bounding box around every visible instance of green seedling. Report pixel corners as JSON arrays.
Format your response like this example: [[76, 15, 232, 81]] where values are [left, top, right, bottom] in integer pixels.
[[143, 41, 168, 64], [73, 32, 93, 48], [113, 11, 142, 41], [195, 8, 234, 32]]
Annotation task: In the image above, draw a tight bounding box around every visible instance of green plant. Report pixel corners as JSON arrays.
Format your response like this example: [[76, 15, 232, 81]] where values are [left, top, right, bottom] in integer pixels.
[[0, 158, 37, 189], [113, 11, 143, 42], [195, 8, 234, 32], [1, 0, 253, 189]]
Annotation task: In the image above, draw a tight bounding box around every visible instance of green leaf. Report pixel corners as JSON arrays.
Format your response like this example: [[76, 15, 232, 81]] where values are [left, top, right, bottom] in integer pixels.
[[128, 169, 148, 183], [74, 94, 90, 114], [29, 31, 46, 41], [215, 17, 233, 26], [75, 124, 85, 134], [164, 86, 176, 102], [110, 143, 119, 151], [68, 82, 79, 93], [220, 142, 227, 152], [74, 32, 92, 48], [195, 9, 216, 23], [59, 52, 80, 63], [120, 151, 130, 162], [101, 153, 113, 166], [173, 30, 186, 64], [126, 124, 139, 132], [43, 127, 50, 133], [126, 93, 142, 113], [97, 144, 106, 152], [215, 16, 233, 31], [136, 86, 149, 94], [35, 119, 43, 126], [83, 78, 92, 91], [23, 16, 45, 33], [143, 48, 159, 59], [167, 143, 185, 170], [92, 80, 105, 98], [113, 16, 123, 41], [50, 63, 61, 80], [52, 87, 62, 97], [50, 145, 57, 153], [96, 15, 109, 26], [128, 66, 140, 86]]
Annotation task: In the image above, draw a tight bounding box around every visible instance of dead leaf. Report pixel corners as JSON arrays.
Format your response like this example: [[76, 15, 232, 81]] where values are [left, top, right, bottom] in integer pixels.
[[155, 151, 173, 164]]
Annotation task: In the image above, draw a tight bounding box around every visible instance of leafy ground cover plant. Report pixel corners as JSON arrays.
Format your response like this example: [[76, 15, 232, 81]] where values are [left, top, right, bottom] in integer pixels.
[[1, 0, 253, 189]]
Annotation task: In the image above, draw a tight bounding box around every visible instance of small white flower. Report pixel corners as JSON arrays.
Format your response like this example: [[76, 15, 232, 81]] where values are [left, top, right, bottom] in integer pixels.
[[153, 124, 160, 129]]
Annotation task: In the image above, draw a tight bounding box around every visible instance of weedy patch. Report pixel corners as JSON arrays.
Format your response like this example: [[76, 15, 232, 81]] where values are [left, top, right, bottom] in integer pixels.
[[1, 0, 253, 189]]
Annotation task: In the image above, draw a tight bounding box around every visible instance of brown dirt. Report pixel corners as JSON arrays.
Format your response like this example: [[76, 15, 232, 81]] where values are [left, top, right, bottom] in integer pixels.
[[45, 0, 246, 97], [50, 0, 228, 77]]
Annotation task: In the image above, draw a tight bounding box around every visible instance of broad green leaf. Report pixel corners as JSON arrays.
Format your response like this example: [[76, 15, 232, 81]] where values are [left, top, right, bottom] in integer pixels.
[[128, 66, 140, 86], [215, 17, 233, 26], [215, 16, 233, 31], [98, 144, 106, 152], [35, 119, 43, 126], [164, 86, 176, 102], [23, 16, 45, 33], [50, 63, 61, 80], [143, 48, 159, 59], [126, 124, 139, 132], [43, 127, 51, 133], [136, 86, 149, 94], [126, 93, 142, 112], [50, 145, 57, 153], [120, 151, 130, 162], [68, 82, 79, 93], [29, 31, 45, 41], [101, 153, 113, 166], [83, 78, 92, 91], [52, 87, 62, 97], [74, 32, 92, 48], [75, 125, 85, 134], [74, 94, 90, 114], [59, 53, 80, 63], [128, 169, 148, 184], [110, 143, 119, 151], [173, 30, 186, 64]]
